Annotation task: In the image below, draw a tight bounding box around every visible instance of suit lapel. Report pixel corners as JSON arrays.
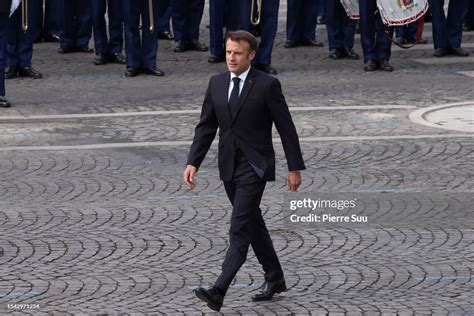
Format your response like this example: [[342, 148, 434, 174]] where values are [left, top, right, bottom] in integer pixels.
[[232, 68, 257, 123]]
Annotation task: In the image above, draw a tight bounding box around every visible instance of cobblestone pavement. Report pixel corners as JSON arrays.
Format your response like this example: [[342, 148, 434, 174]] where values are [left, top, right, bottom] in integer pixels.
[[0, 3, 473, 315]]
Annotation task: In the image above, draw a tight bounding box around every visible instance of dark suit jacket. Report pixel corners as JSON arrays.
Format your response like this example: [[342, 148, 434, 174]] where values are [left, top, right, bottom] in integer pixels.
[[187, 67, 306, 182], [0, 0, 12, 14]]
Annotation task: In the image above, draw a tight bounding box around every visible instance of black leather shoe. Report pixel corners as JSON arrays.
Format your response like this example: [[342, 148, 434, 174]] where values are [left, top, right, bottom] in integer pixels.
[[255, 64, 277, 75], [93, 55, 107, 65], [108, 52, 126, 64], [0, 96, 11, 108], [284, 40, 298, 48], [343, 47, 359, 59], [77, 46, 93, 53], [174, 40, 187, 52], [433, 47, 449, 57], [300, 39, 324, 47], [378, 59, 394, 71], [187, 39, 209, 52], [364, 60, 378, 71], [141, 66, 165, 76], [5, 66, 19, 79], [194, 286, 224, 312], [158, 30, 174, 40], [448, 47, 469, 57], [58, 46, 75, 54], [208, 55, 225, 63], [18, 66, 43, 79], [252, 279, 287, 302], [328, 49, 343, 59], [125, 67, 140, 77]]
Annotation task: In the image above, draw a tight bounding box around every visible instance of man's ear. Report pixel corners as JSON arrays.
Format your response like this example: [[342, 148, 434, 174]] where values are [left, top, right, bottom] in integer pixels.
[[249, 50, 256, 62]]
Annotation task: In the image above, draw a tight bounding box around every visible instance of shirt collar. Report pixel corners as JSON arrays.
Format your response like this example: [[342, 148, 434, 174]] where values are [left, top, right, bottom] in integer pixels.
[[230, 67, 251, 83]]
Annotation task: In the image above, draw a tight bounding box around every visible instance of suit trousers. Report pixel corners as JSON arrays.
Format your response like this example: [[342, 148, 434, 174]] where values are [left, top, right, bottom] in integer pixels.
[[215, 150, 284, 293], [359, 0, 392, 62], [286, 0, 318, 42], [326, 0, 356, 50], [92, 0, 124, 56], [57, 0, 92, 48], [430, 0, 469, 49], [7, 0, 42, 67]]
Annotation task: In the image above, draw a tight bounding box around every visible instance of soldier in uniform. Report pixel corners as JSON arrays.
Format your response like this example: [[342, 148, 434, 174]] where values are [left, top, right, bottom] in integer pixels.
[[239, 0, 280, 74], [285, 0, 322, 48], [171, 0, 208, 52], [208, 0, 240, 63], [57, 0, 93, 54], [123, 0, 165, 77], [325, 0, 358, 59], [158, 0, 173, 40], [359, 0, 393, 71], [91, 0, 126, 65], [5, 0, 43, 79], [0, 0, 12, 107], [430, 0, 469, 57]]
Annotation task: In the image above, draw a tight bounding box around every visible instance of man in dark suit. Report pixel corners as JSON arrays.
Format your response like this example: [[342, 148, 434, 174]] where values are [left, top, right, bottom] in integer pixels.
[[183, 30, 305, 312], [0, 0, 12, 107]]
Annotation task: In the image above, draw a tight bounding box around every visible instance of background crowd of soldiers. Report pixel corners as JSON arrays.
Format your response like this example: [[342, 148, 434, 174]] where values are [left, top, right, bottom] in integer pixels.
[[0, 0, 473, 108]]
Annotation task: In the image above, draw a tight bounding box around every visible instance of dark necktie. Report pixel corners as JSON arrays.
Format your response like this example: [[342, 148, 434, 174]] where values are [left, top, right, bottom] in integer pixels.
[[228, 77, 241, 118]]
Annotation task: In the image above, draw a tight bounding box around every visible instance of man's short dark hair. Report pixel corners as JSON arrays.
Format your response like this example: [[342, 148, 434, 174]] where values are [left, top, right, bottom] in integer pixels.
[[225, 30, 258, 53]]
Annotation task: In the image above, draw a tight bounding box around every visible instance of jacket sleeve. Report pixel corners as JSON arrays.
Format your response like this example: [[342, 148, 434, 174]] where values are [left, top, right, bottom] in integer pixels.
[[186, 79, 219, 169], [266, 78, 306, 172]]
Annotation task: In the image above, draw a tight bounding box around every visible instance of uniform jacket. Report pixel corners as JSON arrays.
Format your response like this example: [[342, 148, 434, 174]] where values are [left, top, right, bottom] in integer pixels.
[[187, 67, 306, 182]]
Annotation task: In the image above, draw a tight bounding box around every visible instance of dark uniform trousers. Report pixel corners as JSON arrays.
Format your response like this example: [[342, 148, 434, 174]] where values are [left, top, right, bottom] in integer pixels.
[[239, 0, 279, 66], [215, 150, 284, 293], [286, 0, 318, 42], [209, 0, 240, 58], [396, 22, 417, 40], [0, 11, 9, 96], [43, 0, 59, 37], [57, 0, 92, 49], [7, 0, 42, 68], [123, 0, 163, 69], [359, 0, 392, 62], [326, 0, 356, 50], [92, 0, 124, 56], [171, 0, 204, 42], [430, 0, 469, 49], [158, 0, 172, 33], [466, 1, 474, 27]]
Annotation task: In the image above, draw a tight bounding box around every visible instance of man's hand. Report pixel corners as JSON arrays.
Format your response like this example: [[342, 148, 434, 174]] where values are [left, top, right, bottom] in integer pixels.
[[183, 165, 198, 190], [288, 171, 302, 192]]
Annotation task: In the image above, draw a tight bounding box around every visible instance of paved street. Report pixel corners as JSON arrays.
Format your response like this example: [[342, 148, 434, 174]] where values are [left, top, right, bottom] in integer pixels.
[[0, 4, 473, 315]]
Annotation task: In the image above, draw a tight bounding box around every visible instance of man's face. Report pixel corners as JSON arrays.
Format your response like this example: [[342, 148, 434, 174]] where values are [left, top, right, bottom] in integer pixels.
[[226, 39, 256, 76]]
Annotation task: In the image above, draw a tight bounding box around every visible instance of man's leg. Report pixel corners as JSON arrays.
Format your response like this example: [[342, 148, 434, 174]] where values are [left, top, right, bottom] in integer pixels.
[[107, 0, 124, 55], [91, 0, 108, 56]]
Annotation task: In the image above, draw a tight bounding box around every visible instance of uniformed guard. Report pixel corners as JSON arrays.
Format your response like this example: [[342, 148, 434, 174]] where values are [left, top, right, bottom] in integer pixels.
[[239, 0, 279, 74], [158, 0, 173, 40], [123, 0, 165, 77], [208, 0, 240, 63], [171, 0, 208, 52], [1, 0, 14, 107], [430, 0, 470, 57], [57, 0, 93, 54], [325, 0, 358, 59], [359, 0, 393, 71], [285, 0, 322, 48], [6, 0, 43, 79], [91, 0, 126, 66]]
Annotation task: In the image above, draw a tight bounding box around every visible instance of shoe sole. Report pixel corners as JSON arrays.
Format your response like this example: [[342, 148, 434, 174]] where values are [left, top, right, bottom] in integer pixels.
[[194, 289, 222, 312]]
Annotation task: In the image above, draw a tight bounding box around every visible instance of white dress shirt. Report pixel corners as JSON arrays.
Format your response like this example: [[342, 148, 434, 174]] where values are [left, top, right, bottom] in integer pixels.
[[228, 67, 251, 101]]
